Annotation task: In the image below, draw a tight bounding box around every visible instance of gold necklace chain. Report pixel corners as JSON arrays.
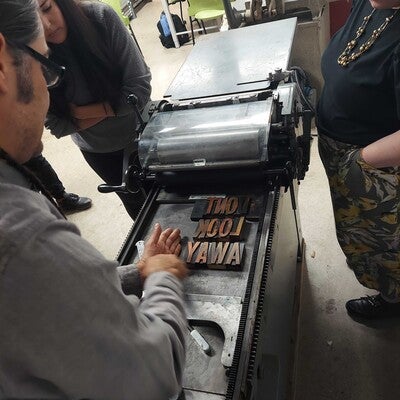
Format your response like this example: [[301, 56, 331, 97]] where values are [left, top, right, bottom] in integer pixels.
[[338, 8, 399, 67]]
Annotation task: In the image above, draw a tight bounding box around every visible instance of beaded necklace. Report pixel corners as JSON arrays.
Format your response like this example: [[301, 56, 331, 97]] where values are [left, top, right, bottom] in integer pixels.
[[337, 8, 399, 67]]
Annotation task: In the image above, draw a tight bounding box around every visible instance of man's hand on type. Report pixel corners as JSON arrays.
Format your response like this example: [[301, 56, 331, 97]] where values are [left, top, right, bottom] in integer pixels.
[[137, 223, 187, 280], [138, 254, 187, 280], [143, 223, 182, 258]]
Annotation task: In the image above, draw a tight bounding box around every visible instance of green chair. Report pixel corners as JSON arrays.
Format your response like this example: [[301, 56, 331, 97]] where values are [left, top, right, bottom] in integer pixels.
[[187, 0, 226, 45], [99, 0, 142, 53]]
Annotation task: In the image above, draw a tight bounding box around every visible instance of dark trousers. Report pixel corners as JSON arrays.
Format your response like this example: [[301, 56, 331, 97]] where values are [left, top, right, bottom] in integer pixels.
[[24, 154, 65, 198], [81, 148, 148, 220]]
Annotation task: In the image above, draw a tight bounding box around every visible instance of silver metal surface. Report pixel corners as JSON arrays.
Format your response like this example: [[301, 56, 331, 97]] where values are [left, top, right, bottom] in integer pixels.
[[165, 18, 297, 100], [183, 323, 228, 394], [189, 327, 211, 354], [276, 82, 297, 115], [139, 100, 272, 171], [157, 129, 261, 166], [185, 294, 243, 367]]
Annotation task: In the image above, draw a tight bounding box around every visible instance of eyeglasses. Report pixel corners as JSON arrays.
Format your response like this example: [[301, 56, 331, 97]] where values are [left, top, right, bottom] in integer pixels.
[[7, 41, 65, 89], [23, 45, 65, 89]]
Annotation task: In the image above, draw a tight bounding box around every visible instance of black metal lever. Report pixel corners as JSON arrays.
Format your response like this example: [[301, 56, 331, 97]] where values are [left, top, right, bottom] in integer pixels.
[[98, 183, 127, 193], [97, 164, 145, 194], [127, 94, 146, 133]]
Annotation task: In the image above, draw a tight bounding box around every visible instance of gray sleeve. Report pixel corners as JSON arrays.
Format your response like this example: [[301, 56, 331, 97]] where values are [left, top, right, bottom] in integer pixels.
[[102, 4, 152, 116], [1, 219, 186, 400], [45, 112, 77, 138], [117, 264, 143, 296]]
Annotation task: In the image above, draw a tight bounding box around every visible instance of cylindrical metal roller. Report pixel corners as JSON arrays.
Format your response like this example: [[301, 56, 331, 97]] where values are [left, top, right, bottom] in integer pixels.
[[156, 128, 264, 165]]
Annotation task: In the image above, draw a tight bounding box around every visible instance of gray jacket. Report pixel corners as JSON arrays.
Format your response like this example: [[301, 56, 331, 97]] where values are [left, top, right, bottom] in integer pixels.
[[0, 160, 186, 399], [45, 1, 152, 153]]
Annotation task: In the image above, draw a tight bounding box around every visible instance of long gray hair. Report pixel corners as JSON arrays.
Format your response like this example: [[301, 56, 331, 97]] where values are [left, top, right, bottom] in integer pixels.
[[0, 0, 41, 45]]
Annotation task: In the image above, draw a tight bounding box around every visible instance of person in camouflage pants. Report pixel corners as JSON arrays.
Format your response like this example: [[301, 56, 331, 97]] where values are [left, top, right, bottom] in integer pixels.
[[316, 0, 400, 318], [318, 133, 400, 316]]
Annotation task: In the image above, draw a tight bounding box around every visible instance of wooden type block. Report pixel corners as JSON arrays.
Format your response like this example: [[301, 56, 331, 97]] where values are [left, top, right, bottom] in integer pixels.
[[193, 219, 209, 240], [208, 242, 245, 269], [209, 241, 230, 263], [186, 241, 245, 270], [229, 216, 245, 241], [225, 242, 240, 266], [186, 241, 200, 264], [194, 218, 244, 242], [206, 218, 220, 239], [218, 218, 233, 238], [204, 196, 253, 217], [207, 242, 230, 269], [205, 197, 237, 216], [214, 198, 231, 215], [194, 242, 209, 265], [194, 218, 236, 241], [204, 197, 218, 216]]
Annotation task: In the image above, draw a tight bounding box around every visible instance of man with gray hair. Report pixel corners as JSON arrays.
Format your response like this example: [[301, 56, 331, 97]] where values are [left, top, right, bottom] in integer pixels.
[[0, 1, 187, 398]]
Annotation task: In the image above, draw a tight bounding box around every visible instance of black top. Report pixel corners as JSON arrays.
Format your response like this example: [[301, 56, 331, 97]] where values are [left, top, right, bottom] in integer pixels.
[[317, 0, 400, 146]]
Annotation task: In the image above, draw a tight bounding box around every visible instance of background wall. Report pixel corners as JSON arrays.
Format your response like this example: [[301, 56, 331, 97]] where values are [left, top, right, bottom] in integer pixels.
[[329, 0, 352, 36]]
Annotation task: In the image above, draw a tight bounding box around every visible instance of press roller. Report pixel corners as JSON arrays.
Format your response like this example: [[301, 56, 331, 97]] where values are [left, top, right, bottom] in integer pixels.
[[139, 100, 272, 171]]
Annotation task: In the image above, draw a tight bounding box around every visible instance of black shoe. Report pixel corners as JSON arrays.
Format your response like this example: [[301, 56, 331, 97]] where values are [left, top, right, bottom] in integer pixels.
[[346, 294, 400, 319], [56, 192, 92, 213]]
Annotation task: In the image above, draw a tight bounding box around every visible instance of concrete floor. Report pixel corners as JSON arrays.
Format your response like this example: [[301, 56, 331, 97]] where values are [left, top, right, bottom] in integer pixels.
[[41, 1, 400, 399]]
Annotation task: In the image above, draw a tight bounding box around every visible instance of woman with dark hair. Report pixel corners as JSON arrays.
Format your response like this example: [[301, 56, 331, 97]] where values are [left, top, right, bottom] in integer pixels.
[[317, 0, 400, 319], [38, 0, 152, 219]]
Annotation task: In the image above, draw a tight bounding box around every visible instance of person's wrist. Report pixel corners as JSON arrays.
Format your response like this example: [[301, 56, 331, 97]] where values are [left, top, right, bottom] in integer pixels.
[[137, 258, 146, 270]]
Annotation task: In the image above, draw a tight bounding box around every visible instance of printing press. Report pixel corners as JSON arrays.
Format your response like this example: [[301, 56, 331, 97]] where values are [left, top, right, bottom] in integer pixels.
[[114, 19, 312, 400]]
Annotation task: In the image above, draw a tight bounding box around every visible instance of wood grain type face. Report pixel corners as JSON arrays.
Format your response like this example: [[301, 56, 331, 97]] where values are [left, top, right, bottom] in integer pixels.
[[186, 196, 252, 270]]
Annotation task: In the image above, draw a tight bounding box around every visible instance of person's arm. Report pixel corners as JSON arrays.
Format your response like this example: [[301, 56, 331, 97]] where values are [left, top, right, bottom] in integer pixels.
[[117, 223, 182, 296], [68, 102, 115, 130], [361, 129, 400, 168], [74, 115, 107, 130], [101, 4, 152, 116], [45, 112, 78, 138], [2, 219, 187, 400], [361, 44, 400, 168], [46, 105, 111, 133], [117, 264, 142, 296], [69, 102, 115, 119]]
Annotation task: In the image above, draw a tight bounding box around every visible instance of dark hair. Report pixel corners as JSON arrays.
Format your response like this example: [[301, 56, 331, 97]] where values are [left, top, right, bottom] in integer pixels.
[[48, 0, 122, 120], [0, 0, 41, 47], [0, 1, 38, 105]]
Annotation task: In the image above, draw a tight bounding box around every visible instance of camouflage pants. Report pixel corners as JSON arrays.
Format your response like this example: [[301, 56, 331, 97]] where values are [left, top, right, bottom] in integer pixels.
[[318, 133, 400, 300]]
